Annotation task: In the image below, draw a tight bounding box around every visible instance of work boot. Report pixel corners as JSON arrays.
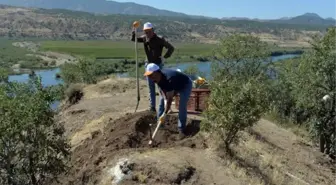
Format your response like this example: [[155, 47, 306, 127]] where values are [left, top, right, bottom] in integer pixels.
[[148, 107, 156, 113], [178, 130, 187, 140]]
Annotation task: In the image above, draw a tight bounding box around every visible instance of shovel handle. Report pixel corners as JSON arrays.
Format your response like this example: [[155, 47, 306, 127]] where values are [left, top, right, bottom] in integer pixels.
[[148, 115, 165, 145]]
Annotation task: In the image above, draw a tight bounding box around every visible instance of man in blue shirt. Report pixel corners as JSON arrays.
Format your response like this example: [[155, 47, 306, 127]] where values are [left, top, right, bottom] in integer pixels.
[[144, 63, 193, 139]]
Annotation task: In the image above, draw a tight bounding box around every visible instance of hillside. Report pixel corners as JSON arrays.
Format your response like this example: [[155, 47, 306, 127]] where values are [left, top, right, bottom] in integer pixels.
[[0, 0, 206, 18], [222, 13, 335, 26], [0, 0, 335, 26], [271, 13, 336, 26], [0, 5, 332, 45], [50, 77, 335, 185]]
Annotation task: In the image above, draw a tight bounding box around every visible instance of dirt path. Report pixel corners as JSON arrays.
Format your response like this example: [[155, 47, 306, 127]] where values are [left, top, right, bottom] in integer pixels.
[[55, 77, 335, 185]]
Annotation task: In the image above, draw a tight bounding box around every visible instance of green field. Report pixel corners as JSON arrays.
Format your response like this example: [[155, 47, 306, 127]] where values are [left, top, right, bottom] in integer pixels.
[[0, 39, 48, 73], [40, 40, 216, 59]]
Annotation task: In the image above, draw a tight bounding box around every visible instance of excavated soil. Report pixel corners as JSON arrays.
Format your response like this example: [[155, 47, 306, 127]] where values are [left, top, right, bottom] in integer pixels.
[[97, 110, 202, 150], [55, 111, 206, 185]]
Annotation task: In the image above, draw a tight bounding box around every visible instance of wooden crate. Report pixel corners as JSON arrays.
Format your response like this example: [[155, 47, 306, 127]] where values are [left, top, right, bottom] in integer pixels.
[[174, 88, 211, 112]]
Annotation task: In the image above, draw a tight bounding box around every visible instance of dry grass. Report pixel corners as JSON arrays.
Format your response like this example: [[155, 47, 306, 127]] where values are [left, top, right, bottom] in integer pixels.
[[219, 132, 310, 185]]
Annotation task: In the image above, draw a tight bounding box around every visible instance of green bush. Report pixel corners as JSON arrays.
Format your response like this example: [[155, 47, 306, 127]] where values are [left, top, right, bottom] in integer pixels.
[[183, 64, 205, 77], [65, 83, 84, 105], [202, 34, 272, 150], [203, 77, 269, 147], [0, 67, 9, 83], [294, 28, 335, 156], [60, 57, 97, 84], [0, 77, 70, 185], [60, 57, 130, 84], [268, 27, 336, 157]]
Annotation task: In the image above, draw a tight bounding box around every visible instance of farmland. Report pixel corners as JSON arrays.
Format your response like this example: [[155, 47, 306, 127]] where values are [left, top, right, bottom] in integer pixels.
[[40, 40, 216, 59]]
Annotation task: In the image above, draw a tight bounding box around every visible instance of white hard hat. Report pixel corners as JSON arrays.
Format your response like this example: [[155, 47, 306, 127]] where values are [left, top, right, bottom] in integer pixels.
[[176, 68, 182, 72], [143, 22, 153, 31]]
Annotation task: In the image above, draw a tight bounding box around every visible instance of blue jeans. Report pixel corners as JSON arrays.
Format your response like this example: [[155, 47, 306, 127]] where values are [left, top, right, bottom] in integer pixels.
[[145, 62, 163, 110], [158, 79, 193, 131]]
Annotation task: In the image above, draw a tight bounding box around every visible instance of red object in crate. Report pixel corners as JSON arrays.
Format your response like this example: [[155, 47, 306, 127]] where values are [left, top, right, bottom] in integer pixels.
[[174, 88, 211, 113]]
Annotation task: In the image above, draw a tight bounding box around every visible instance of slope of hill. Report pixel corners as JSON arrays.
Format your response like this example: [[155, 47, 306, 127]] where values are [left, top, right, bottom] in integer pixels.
[[51, 77, 335, 185], [222, 13, 335, 26], [0, 5, 331, 46], [271, 13, 336, 26], [0, 0, 334, 26], [0, 0, 205, 18]]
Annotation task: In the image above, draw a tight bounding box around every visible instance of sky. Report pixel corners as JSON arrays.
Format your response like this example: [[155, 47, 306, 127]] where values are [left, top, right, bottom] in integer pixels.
[[113, 0, 336, 19]]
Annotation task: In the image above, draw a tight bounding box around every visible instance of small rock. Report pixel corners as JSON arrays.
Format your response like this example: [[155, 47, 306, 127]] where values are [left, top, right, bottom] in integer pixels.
[[90, 130, 100, 139], [172, 166, 196, 184], [94, 156, 103, 166], [120, 161, 135, 175]]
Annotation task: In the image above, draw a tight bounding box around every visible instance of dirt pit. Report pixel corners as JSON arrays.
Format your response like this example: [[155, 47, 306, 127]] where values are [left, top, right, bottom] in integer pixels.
[[58, 111, 207, 185], [103, 111, 203, 149]]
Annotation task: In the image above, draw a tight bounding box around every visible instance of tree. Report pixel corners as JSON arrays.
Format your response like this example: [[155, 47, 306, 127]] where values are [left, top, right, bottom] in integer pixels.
[[202, 34, 272, 150], [60, 57, 97, 84], [268, 58, 305, 124], [0, 67, 9, 83], [0, 77, 70, 185], [293, 28, 335, 156]]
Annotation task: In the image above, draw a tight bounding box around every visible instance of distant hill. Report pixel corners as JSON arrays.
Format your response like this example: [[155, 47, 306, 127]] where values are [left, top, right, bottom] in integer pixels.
[[0, 0, 208, 18], [222, 13, 335, 26], [271, 13, 336, 26], [0, 5, 332, 46]]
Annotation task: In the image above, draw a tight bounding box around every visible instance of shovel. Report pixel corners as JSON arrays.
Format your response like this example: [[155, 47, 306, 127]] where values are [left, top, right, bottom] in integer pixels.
[[148, 113, 165, 145], [133, 21, 140, 113]]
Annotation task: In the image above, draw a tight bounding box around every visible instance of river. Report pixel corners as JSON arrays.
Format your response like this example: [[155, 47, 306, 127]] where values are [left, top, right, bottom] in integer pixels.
[[8, 54, 299, 109], [8, 68, 63, 110]]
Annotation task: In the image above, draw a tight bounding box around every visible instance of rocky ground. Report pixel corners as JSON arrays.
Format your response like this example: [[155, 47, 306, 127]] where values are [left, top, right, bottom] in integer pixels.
[[54, 77, 335, 185]]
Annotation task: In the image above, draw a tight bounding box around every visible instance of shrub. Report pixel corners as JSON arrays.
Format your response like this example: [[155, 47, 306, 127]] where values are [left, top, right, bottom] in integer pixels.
[[60, 57, 127, 84], [65, 83, 84, 105], [0, 77, 70, 185], [202, 34, 272, 150], [203, 77, 269, 148], [0, 67, 9, 83], [50, 60, 57, 66], [60, 57, 97, 84], [183, 64, 205, 77]]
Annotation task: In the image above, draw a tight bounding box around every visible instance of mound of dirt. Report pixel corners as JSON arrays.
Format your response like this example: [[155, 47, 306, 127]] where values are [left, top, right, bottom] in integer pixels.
[[56, 111, 206, 185], [105, 111, 202, 149]]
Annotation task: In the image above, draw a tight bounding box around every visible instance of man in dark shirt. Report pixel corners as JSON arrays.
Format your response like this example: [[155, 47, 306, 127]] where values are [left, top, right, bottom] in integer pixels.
[[144, 63, 193, 139], [131, 22, 175, 112]]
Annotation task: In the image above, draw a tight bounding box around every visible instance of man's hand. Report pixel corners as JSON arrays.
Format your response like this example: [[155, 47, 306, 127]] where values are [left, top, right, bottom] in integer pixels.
[[160, 56, 165, 64], [159, 113, 166, 123]]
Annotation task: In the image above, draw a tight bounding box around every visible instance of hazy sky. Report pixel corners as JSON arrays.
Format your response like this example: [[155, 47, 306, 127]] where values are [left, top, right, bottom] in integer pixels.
[[112, 0, 336, 19]]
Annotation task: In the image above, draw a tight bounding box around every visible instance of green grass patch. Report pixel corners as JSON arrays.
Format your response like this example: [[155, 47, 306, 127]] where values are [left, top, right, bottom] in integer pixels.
[[40, 40, 216, 59], [41, 40, 306, 61]]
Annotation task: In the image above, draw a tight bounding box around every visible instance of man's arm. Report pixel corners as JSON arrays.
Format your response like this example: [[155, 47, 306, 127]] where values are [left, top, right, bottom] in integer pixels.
[[164, 90, 174, 115], [131, 31, 145, 43], [162, 38, 174, 59]]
